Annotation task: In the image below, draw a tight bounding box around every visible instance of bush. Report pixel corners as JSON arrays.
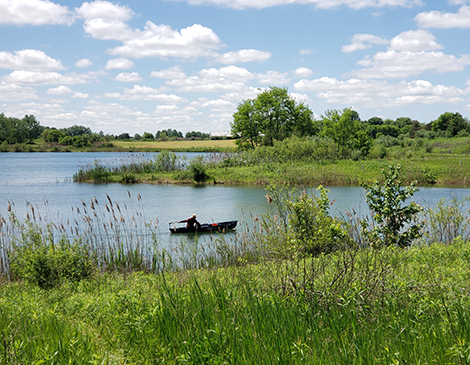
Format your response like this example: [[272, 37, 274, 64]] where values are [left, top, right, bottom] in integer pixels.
[[153, 150, 178, 172], [9, 223, 93, 289], [361, 164, 422, 248], [189, 156, 210, 183], [259, 185, 353, 259]]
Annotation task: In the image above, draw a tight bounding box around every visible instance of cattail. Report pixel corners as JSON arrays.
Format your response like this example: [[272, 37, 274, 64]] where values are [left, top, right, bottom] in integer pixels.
[[7, 203, 11, 212]]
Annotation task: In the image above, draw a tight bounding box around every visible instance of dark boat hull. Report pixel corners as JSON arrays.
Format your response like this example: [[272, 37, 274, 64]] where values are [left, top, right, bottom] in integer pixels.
[[169, 220, 237, 234]]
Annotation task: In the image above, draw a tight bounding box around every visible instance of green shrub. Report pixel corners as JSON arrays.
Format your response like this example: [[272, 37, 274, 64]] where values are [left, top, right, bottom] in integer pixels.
[[9, 223, 93, 289], [361, 164, 422, 248], [120, 172, 137, 183], [260, 185, 353, 259], [153, 150, 178, 172], [189, 155, 210, 183]]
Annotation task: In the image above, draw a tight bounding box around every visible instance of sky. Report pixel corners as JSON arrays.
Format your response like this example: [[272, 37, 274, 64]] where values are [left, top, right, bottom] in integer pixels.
[[1, 0, 470, 135]]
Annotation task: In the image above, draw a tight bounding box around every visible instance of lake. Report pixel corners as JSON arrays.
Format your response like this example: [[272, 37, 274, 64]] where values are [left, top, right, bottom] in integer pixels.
[[1, 152, 470, 252]]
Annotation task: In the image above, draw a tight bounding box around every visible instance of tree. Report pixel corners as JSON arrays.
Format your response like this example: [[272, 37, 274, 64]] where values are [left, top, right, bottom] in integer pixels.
[[231, 86, 316, 148], [231, 99, 261, 148], [361, 165, 422, 248], [432, 112, 469, 137], [22, 115, 42, 143], [320, 108, 371, 158]]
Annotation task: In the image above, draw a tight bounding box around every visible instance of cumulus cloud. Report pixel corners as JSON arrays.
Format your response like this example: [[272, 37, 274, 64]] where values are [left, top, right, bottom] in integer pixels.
[[105, 84, 188, 103], [0, 82, 38, 101], [169, 0, 422, 10], [114, 72, 142, 82], [47, 85, 73, 95], [389, 30, 442, 51], [415, 5, 470, 28], [0, 0, 74, 25], [256, 70, 291, 85], [151, 66, 187, 80], [0, 49, 64, 71], [76, 59, 93, 68], [72, 92, 89, 98], [75, 1, 134, 21], [108, 23, 221, 59], [293, 67, 313, 78], [166, 66, 255, 92], [351, 50, 470, 79], [294, 77, 465, 107], [105, 58, 134, 70], [3, 70, 91, 85], [214, 49, 272, 64], [342, 34, 389, 53]]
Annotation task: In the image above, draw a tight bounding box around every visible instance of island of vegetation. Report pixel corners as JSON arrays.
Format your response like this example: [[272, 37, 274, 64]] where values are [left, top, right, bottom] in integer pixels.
[[2, 87, 470, 363]]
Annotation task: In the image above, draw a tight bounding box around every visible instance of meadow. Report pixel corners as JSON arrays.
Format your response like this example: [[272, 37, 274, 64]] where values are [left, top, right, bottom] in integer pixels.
[[2, 169, 470, 363]]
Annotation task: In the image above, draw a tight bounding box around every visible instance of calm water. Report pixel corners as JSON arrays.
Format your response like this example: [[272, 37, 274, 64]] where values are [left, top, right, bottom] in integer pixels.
[[1, 152, 470, 248]]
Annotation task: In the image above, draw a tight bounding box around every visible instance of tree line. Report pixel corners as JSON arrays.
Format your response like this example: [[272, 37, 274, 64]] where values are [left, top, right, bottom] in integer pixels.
[[0, 113, 212, 148], [231, 86, 470, 158]]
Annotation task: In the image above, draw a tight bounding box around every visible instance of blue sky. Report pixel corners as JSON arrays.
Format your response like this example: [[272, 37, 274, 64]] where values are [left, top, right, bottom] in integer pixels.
[[1, 0, 470, 135]]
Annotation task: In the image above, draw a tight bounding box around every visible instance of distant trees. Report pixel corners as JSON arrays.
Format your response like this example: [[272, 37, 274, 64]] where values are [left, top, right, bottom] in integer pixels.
[[0, 113, 44, 144], [320, 108, 371, 158], [156, 129, 183, 139], [231, 86, 317, 149], [431, 112, 470, 137]]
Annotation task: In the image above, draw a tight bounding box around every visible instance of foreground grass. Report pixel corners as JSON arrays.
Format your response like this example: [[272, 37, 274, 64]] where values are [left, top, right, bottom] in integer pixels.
[[2, 241, 470, 364]]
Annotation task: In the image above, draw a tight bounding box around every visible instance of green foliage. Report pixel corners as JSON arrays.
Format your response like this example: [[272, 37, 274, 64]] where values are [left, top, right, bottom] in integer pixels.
[[9, 222, 93, 289], [260, 185, 353, 258], [73, 159, 111, 182], [231, 86, 316, 148], [153, 150, 178, 172], [320, 108, 372, 158], [120, 172, 137, 183], [189, 155, 210, 182], [361, 164, 422, 248], [432, 112, 470, 137], [424, 195, 470, 244]]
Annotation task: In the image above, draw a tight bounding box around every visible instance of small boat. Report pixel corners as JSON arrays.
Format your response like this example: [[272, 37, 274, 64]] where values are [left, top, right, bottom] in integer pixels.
[[169, 220, 238, 234]]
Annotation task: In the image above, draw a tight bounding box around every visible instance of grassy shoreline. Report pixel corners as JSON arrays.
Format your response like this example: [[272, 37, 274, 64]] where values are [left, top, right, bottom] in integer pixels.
[[2, 242, 470, 363]]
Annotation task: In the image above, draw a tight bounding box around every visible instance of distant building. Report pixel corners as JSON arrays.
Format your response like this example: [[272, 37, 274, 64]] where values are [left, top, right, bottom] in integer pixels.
[[210, 131, 232, 139]]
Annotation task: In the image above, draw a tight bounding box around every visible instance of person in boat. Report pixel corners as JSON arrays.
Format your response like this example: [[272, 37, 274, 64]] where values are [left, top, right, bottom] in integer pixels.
[[178, 214, 201, 229]]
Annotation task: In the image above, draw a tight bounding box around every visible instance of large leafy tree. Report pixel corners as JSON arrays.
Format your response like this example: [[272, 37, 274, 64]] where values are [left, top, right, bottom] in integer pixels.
[[22, 114, 42, 143], [320, 108, 371, 158], [432, 112, 469, 137], [231, 86, 316, 148]]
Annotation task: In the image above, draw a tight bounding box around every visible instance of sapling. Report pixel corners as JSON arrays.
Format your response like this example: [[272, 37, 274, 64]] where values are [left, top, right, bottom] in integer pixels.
[[361, 164, 422, 248]]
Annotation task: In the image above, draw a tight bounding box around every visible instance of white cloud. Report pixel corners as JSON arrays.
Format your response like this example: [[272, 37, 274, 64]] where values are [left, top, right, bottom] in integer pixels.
[[75, 1, 134, 21], [76, 59, 93, 68], [299, 49, 314, 55], [151, 66, 187, 80], [170, 0, 423, 10], [342, 34, 389, 53], [47, 85, 72, 95], [415, 5, 470, 28], [214, 49, 272, 64], [293, 67, 313, 78], [3, 70, 91, 85], [72, 92, 89, 98], [0, 49, 64, 71], [256, 70, 291, 85], [352, 50, 470, 79], [294, 77, 466, 107], [0, 82, 38, 101], [109, 84, 188, 103], [114, 72, 142, 82], [166, 66, 255, 92], [105, 58, 134, 70], [0, 0, 74, 26], [106, 23, 221, 59], [389, 30, 442, 51]]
